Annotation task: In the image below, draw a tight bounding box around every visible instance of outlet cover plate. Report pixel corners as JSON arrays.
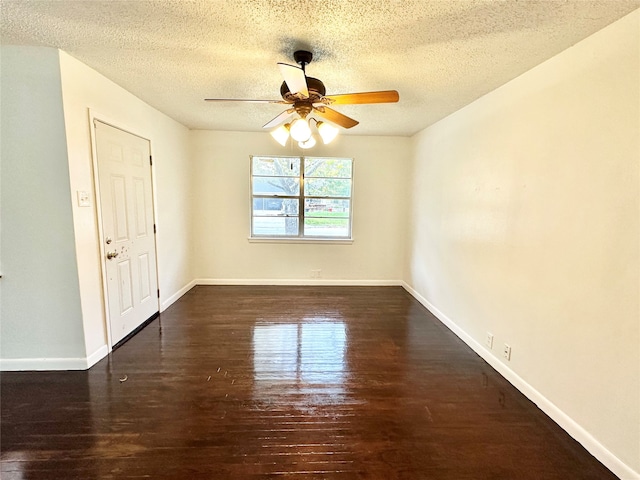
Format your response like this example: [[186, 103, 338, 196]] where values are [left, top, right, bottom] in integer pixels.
[[486, 333, 494, 349], [503, 344, 511, 361]]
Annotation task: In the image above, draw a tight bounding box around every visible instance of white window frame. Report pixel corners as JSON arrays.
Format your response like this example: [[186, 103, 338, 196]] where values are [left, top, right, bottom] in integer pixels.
[[249, 155, 354, 242]]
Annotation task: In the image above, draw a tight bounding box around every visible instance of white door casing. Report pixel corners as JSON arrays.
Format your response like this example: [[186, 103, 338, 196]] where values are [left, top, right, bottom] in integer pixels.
[[94, 120, 158, 346]]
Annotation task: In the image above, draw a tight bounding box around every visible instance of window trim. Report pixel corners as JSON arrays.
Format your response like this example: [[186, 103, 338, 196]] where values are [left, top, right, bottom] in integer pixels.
[[250, 155, 354, 241], [247, 237, 354, 245]]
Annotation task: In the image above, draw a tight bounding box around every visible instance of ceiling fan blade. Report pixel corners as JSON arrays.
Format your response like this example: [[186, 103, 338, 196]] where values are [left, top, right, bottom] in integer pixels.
[[262, 108, 295, 129], [313, 106, 359, 129], [323, 90, 399, 105], [278, 63, 309, 98], [204, 98, 287, 104]]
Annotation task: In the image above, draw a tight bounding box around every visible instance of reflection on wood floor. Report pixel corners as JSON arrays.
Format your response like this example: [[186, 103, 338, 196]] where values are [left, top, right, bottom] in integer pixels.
[[1, 286, 617, 479]]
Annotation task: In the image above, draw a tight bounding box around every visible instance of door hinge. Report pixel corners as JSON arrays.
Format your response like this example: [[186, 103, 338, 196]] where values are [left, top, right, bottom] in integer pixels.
[[153, 224, 156, 234], [157, 289, 160, 298], [150, 155, 153, 166]]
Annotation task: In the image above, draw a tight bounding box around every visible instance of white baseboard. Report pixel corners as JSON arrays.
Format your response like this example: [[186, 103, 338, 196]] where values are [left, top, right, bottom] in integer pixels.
[[85, 344, 109, 369], [0, 343, 110, 371], [401, 282, 639, 480], [195, 278, 403, 286], [161, 279, 197, 312], [1, 356, 89, 371]]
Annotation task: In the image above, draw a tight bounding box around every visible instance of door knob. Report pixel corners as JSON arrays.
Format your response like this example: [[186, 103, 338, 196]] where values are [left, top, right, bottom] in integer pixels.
[[106, 251, 119, 260]]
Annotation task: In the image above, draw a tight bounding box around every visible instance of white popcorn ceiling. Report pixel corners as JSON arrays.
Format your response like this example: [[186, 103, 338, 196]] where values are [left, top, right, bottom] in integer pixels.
[[1, 0, 638, 136]]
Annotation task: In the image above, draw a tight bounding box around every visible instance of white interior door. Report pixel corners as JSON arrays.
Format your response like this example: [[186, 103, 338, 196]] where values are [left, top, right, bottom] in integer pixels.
[[94, 120, 159, 346]]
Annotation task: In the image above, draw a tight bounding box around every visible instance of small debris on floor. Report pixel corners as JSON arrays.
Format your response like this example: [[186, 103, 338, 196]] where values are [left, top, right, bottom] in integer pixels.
[[119, 375, 128, 383], [207, 376, 211, 382], [425, 405, 433, 422]]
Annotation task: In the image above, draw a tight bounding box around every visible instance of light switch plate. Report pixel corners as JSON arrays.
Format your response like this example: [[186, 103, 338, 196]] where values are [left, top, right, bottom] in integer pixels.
[[77, 190, 91, 207]]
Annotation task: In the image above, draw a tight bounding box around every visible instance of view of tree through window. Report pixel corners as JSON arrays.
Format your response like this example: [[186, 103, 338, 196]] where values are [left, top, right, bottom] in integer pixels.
[[251, 156, 353, 239]]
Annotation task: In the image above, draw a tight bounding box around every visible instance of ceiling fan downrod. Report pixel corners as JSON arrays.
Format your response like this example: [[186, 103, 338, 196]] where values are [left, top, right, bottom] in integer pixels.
[[293, 50, 313, 73]]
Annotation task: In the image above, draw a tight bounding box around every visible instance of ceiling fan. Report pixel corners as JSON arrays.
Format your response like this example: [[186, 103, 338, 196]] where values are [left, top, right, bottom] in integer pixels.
[[204, 50, 399, 147]]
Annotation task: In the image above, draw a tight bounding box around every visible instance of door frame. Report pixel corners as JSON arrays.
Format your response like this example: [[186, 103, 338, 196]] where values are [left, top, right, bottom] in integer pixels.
[[88, 110, 161, 351]]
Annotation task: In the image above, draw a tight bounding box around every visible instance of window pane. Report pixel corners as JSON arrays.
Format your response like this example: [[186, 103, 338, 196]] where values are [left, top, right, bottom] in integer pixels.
[[305, 199, 349, 217], [304, 178, 351, 197], [253, 157, 300, 176], [253, 198, 299, 216], [253, 176, 300, 196], [304, 158, 352, 178], [303, 217, 349, 237], [250, 155, 352, 240], [253, 216, 299, 236]]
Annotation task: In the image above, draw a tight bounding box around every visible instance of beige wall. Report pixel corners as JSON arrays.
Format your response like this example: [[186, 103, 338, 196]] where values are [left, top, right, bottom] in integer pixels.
[[59, 51, 194, 359], [191, 131, 409, 283], [0, 48, 193, 368], [406, 10, 639, 477]]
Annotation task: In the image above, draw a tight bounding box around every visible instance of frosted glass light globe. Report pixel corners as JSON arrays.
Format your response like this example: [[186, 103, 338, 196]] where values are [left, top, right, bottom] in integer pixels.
[[270, 124, 290, 146], [317, 121, 339, 144], [289, 118, 312, 142], [298, 136, 316, 149]]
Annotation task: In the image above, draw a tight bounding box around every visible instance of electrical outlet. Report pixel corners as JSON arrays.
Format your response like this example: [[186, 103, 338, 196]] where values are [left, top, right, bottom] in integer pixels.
[[311, 269, 321, 278], [503, 344, 511, 361], [486, 332, 494, 349]]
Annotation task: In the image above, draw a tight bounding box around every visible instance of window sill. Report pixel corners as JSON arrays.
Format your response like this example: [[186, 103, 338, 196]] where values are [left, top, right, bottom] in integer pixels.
[[248, 237, 354, 245]]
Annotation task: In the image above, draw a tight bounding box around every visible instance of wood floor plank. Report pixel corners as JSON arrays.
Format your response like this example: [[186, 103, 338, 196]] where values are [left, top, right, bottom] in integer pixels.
[[1, 286, 617, 479]]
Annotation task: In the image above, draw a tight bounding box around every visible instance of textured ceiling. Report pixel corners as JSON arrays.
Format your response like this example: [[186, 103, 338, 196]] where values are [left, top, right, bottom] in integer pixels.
[[1, 0, 638, 136]]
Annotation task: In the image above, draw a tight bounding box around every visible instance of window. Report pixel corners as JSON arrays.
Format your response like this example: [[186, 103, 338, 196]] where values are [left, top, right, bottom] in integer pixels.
[[251, 156, 353, 239]]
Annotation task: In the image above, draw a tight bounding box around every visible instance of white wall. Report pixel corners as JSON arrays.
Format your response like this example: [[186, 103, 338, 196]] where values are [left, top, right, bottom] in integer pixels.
[[191, 131, 409, 284], [406, 10, 639, 477], [58, 51, 193, 360], [0, 47, 86, 363]]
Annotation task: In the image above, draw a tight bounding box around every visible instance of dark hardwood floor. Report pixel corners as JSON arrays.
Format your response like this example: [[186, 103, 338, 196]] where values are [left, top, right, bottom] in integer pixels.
[[1, 286, 617, 479]]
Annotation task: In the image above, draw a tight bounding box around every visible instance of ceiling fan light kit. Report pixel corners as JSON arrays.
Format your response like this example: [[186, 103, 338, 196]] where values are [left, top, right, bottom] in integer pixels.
[[269, 118, 339, 147], [205, 50, 399, 149]]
